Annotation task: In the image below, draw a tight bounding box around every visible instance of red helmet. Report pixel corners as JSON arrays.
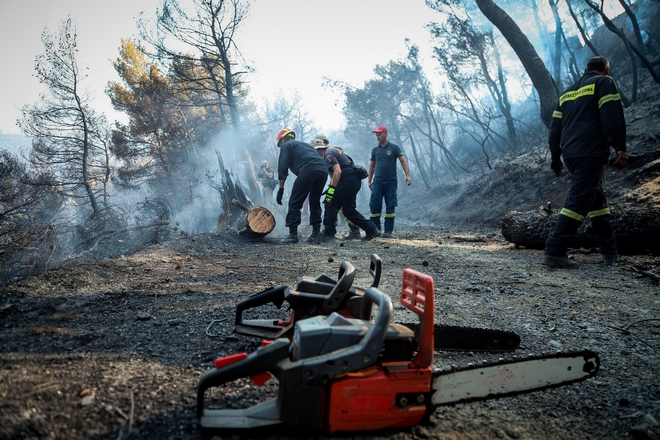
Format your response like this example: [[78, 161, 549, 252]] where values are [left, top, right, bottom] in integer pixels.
[[276, 128, 295, 147]]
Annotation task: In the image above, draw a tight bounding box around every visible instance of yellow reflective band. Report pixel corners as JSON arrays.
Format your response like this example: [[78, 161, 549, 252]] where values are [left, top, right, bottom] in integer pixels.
[[370, 213, 381, 218], [327, 187, 335, 194], [560, 207, 585, 222], [559, 84, 595, 106], [588, 207, 611, 218], [553, 110, 562, 119], [598, 93, 621, 108], [385, 213, 396, 218]]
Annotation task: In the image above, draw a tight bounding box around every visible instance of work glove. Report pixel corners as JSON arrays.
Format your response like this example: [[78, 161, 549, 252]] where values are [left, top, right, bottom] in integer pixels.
[[550, 158, 563, 176], [276, 187, 284, 205], [324, 186, 335, 204]]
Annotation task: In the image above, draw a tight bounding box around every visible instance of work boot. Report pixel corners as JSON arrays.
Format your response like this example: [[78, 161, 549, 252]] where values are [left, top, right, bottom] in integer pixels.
[[382, 231, 394, 238], [344, 226, 361, 240], [319, 230, 336, 243], [542, 254, 579, 269], [280, 226, 298, 244], [305, 224, 321, 244], [362, 228, 381, 241]]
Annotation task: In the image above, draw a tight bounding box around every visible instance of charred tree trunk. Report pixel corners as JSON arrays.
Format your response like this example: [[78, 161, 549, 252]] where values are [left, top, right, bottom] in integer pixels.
[[215, 149, 253, 232], [501, 204, 660, 255], [476, 0, 558, 128]]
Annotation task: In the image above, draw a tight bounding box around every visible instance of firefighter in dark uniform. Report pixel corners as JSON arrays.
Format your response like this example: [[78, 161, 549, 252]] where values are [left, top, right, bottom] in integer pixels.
[[543, 56, 628, 268], [311, 140, 381, 242], [275, 128, 328, 244]]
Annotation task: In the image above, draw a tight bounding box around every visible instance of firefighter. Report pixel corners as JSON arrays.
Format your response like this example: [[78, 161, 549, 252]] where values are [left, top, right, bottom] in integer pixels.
[[312, 140, 381, 242], [368, 126, 411, 238], [543, 56, 628, 268], [257, 160, 276, 206], [275, 128, 328, 244]]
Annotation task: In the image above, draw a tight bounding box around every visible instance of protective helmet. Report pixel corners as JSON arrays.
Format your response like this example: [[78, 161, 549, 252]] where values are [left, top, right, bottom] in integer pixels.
[[276, 128, 295, 147]]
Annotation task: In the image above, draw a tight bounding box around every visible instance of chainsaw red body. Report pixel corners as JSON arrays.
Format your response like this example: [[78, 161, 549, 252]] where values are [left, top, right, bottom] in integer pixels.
[[197, 269, 435, 432]]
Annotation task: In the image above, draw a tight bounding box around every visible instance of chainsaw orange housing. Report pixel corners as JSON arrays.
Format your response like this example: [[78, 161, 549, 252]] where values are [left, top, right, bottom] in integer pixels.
[[327, 364, 432, 431], [326, 269, 435, 432]]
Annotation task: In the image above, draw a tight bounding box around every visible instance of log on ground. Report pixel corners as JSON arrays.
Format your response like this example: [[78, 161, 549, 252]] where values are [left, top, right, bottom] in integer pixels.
[[237, 206, 276, 239], [501, 204, 660, 255]]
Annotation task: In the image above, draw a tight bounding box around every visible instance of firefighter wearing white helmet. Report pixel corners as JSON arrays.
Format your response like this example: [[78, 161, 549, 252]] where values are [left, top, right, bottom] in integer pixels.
[[275, 129, 328, 244]]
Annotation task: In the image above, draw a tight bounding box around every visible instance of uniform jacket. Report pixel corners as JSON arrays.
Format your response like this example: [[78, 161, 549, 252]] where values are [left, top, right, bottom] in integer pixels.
[[277, 140, 328, 181], [370, 142, 403, 183], [549, 71, 626, 161], [323, 147, 356, 180]]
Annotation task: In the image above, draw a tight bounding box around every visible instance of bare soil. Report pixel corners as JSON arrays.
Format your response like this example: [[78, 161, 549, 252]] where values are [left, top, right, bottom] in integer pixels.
[[1, 225, 659, 440]]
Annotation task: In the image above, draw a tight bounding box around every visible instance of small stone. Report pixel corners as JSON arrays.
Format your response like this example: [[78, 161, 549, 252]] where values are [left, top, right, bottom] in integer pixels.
[[422, 260, 429, 266], [548, 340, 562, 348], [644, 414, 659, 426], [136, 313, 151, 321], [78, 392, 95, 406]]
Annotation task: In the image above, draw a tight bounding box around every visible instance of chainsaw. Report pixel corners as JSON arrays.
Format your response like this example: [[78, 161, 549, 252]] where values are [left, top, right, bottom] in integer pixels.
[[234, 253, 520, 352], [198, 269, 600, 432]]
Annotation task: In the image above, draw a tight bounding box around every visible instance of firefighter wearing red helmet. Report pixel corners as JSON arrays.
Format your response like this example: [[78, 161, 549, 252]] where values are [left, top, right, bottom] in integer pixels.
[[275, 128, 328, 244]]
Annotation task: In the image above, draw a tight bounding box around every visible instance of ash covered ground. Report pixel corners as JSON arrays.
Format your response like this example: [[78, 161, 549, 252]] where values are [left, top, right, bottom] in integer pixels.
[[1, 226, 659, 440]]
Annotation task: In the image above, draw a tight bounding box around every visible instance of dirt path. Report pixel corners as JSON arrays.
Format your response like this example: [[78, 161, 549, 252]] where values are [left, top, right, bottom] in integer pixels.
[[1, 227, 659, 440]]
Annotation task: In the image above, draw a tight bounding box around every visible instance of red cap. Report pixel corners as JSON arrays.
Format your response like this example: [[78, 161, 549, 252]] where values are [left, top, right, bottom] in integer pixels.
[[372, 125, 387, 133]]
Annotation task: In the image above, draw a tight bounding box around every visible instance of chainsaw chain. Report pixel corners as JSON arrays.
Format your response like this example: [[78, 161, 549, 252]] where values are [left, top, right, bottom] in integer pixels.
[[397, 322, 521, 353]]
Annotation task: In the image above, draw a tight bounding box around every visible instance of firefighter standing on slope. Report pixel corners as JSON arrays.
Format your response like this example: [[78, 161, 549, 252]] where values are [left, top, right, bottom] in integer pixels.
[[275, 129, 328, 244], [543, 56, 628, 268]]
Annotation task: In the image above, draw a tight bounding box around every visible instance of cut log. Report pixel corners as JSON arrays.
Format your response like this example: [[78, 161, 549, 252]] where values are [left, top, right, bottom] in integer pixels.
[[237, 206, 276, 239], [501, 204, 660, 255]]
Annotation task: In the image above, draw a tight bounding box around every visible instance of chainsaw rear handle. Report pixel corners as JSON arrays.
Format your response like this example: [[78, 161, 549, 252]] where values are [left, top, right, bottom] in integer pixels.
[[322, 260, 355, 311], [299, 286, 392, 385], [196, 338, 290, 419], [234, 285, 289, 326], [358, 253, 382, 320], [369, 253, 382, 288]]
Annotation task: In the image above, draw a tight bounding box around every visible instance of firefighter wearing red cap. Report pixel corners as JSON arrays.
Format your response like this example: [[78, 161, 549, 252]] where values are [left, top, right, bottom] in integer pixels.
[[275, 129, 328, 244], [368, 126, 411, 238]]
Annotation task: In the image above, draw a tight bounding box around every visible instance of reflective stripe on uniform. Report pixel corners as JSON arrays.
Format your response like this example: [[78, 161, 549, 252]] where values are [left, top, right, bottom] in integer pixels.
[[588, 207, 611, 218], [552, 110, 562, 119], [598, 93, 621, 108], [559, 84, 595, 106], [385, 213, 395, 218], [370, 213, 381, 218], [560, 207, 585, 222]]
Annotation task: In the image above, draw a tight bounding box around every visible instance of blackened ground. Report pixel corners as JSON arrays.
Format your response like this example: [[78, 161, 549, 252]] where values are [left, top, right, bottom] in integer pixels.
[[1, 227, 659, 440]]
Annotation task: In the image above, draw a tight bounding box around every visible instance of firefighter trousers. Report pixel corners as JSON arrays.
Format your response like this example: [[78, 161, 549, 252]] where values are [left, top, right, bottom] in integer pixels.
[[544, 157, 617, 258]]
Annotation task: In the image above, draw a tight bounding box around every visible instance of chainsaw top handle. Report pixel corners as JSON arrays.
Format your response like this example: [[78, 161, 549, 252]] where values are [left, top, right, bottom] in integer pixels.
[[298, 286, 393, 385]]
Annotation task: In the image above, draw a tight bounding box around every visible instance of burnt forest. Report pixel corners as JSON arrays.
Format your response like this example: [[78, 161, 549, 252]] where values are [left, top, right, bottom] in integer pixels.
[[1, 1, 659, 440]]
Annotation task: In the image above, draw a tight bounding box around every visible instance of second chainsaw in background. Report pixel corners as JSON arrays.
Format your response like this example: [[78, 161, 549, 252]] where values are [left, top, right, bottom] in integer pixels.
[[233, 253, 520, 352]]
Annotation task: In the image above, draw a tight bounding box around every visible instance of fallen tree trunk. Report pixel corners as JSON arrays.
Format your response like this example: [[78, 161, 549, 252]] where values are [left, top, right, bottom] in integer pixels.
[[501, 204, 660, 255]]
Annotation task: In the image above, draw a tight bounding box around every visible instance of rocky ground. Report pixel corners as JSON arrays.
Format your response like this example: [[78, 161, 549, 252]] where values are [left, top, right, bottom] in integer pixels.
[[1, 224, 659, 440]]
